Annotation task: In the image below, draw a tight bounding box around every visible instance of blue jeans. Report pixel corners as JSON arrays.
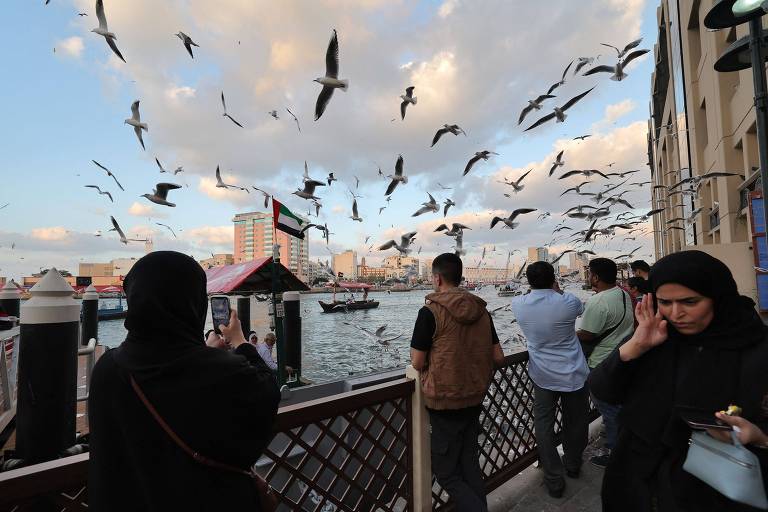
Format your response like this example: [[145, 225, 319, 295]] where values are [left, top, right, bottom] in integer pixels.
[[591, 395, 621, 450]]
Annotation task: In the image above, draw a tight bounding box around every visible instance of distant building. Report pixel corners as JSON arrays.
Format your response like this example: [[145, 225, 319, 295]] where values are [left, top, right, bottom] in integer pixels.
[[78, 262, 113, 277], [382, 255, 419, 270], [421, 258, 434, 281], [332, 250, 358, 280], [112, 258, 138, 277], [233, 211, 309, 282], [527, 247, 548, 263], [306, 260, 326, 284], [358, 264, 387, 281], [199, 254, 234, 270], [567, 252, 590, 279], [0, 277, 6, 288], [464, 267, 509, 284]]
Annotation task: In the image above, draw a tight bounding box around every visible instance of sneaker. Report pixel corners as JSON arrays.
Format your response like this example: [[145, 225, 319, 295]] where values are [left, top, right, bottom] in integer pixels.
[[590, 452, 611, 469], [566, 468, 580, 479], [547, 484, 565, 499]]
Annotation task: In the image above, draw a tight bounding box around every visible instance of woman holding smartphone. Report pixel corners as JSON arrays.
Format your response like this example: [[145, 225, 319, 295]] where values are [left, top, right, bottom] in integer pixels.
[[89, 251, 280, 511], [588, 250, 768, 511]]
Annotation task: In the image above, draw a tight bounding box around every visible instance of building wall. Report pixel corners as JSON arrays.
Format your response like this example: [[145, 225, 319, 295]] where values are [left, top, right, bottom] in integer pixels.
[[464, 267, 509, 284], [421, 258, 434, 280], [527, 247, 548, 263], [78, 262, 113, 277], [111, 258, 138, 277], [332, 250, 358, 279], [199, 253, 234, 270], [233, 211, 309, 282], [650, 0, 765, 305]]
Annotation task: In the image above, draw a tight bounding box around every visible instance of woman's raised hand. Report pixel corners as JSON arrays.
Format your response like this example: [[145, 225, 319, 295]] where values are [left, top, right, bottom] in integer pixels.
[[620, 293, 668, 361]]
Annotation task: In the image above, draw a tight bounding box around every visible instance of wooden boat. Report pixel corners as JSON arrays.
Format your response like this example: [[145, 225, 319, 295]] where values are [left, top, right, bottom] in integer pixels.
[[497, 289, 521, 297], [97, 306, 127, 320], [319, 300, 380, 313]]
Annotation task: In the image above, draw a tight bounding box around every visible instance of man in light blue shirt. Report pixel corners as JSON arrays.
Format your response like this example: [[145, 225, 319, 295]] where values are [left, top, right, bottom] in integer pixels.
[[511, 261, 590, 498]]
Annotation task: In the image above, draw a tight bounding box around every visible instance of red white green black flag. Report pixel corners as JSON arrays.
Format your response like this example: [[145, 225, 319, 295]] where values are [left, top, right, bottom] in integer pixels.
[[272, 198, 305, 239]]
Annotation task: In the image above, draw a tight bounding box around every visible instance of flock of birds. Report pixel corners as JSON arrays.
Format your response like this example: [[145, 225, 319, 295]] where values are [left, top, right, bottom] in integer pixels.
[[29, 1, 741, 286]]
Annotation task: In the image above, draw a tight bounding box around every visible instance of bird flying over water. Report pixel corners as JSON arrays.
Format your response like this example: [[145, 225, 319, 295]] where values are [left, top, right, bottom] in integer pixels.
[[175, 31, 199, 58], [314, 29, 349, 121], [400, 86, 417, 120], [84, 185, 113, 202], [490, 208, 537, 229], [221, 92, 244, 128], [91, 160, 124, 191], [525, 87, 595, 131], [463, 151, 498, 176], [91, 0, 125, 63], [434, 223, 470, 237], [124, 100, 148, 150], [379, 232, 417, 255], [350, 198, 363, 222], [412, 193, 438, 217], [141, 183, 181, 207], [110, 216, 146, 244]]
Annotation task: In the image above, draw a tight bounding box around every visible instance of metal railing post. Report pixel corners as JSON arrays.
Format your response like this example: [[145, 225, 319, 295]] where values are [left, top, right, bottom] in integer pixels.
[[0, 338, 10, 412], [405, 365, 432, 510]]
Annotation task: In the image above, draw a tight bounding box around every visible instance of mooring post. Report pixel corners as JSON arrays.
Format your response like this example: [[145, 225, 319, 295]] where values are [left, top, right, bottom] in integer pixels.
[[16, 268, 80, 463], [81, 284, 99, 347], [405, 365, 432, 510], [0, 280, 21, 320], [282, 291, 301, 385], [237, 295, 251, 340]]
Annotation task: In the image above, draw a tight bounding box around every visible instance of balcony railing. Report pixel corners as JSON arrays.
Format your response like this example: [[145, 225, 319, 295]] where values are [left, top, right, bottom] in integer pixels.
[[0, 352, 599, 511]]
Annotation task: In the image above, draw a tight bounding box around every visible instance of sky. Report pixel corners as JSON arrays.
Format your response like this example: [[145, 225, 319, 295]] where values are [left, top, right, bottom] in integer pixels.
[[0, 0, 659, 280]]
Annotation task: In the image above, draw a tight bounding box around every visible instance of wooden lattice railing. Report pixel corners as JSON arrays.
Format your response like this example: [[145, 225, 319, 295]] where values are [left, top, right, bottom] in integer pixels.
[[0, 352, 599, 511]]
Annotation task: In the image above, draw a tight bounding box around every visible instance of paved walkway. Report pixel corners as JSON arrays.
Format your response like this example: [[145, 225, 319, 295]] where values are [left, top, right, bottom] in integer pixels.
[[488, 422, 605, 512]]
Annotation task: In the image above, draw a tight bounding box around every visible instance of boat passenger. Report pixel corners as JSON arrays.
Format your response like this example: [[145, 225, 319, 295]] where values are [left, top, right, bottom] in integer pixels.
[[89, 251, 280, 511]]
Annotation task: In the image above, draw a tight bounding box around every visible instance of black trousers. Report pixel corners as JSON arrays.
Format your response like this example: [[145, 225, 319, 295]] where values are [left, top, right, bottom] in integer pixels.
[[532, 383, 590, 491], [428, 407, 488, 512]]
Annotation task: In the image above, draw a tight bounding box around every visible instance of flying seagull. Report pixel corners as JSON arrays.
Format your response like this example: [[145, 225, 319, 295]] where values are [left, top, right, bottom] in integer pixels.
[[463, 150, 498, 176], [84, 185, 113, 202], [490, 208, 537, 229], [268, 110, 279, 120], [400, 86, 417, 120], [518, 94, 555, 125], [573, 56, 597, 75], [549, 150, 565, 177], [91, 160, 124, 191], [547, 61, 574, 94], [215, 166, 237, 189], [285, 107, 301, 132], [141, 183, 181, 207], [155, 157, 167, 173], [110, 216, 146, 244], [175, 31, 199, 58], [221, 92, 244, 128], [252, 187, 270, 208], [350, 198, 363, 222], [92, 0, 125, 63], [573, 134, 592, 141], [412, 193, 439, 217], [501, 169, 532, 194], [559, 169, 610, 180], [443, 198, 456, 217], [314, 29, 349, 121], [125, 100, 148, 150], [431, 124, 466, 147], [385, 155, 408, 196], [379, 231, 417, 255], [525, 87, 595, 131], [583, 49, 650, 81], [294, 179, 326, 201], [156, 222, 177, 238], [601, 37, 643, 59], [434, 223, 471, 237]]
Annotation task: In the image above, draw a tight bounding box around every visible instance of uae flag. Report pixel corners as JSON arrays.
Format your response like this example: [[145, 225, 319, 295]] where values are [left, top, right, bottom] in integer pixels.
[[273, 198, 305, 239]]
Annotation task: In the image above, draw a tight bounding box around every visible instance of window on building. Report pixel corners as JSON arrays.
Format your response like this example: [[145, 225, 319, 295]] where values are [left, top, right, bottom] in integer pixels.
[[696, 98, 708, 150]]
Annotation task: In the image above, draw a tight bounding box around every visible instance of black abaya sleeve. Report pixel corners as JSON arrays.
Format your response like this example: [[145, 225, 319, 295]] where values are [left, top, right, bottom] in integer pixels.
[[588, 347, 641, 405]]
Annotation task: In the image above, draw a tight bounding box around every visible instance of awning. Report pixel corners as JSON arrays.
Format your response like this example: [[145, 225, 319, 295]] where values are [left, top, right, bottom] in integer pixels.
[[335, 281, 373, 290], [205, 257, 309, 294]]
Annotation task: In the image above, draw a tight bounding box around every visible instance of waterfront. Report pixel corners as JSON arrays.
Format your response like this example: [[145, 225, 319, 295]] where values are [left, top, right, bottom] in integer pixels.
[[97, 284, 591, 384]]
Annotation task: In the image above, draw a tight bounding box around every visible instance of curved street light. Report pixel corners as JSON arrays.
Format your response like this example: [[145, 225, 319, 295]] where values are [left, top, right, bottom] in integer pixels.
[[732, 0, 767, 17]]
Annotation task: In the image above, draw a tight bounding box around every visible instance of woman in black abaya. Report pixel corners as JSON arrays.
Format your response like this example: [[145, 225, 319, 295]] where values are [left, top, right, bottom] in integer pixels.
[[89, 251, 280, 511], [589, 250, 768, 511]]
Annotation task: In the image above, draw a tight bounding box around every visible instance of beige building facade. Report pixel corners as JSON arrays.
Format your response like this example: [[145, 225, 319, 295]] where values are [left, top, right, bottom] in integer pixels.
[[649, 0, 766, 307], [332, 250, 358, 280], [233, 211, 309, 282], [199, 253, 234, 270]]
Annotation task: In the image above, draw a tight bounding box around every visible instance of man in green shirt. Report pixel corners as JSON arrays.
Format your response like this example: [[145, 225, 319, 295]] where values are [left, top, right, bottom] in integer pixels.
[[577, 258, 634, 468]]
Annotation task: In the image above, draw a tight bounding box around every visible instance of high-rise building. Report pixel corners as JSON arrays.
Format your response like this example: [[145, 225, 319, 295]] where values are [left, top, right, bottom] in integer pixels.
[[332, 250, 358, 280], [527, 247, 548, 263], [233, 211, 309, 282], [649, 0, 764, 305]]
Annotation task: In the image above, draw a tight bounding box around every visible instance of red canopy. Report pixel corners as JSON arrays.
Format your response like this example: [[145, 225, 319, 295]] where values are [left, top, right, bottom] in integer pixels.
[[336, 281, 372, 290], [205, 257, 309, 294]]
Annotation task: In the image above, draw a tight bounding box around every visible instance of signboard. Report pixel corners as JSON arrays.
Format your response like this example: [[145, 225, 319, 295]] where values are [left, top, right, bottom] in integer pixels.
[[76, 276, 92, 287], [276, 302, 285, 318]]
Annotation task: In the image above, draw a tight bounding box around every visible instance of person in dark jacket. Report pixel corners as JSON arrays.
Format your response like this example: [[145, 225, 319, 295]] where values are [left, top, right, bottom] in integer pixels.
[[88, 251, 280, 511], [589, 250, 768, 511]]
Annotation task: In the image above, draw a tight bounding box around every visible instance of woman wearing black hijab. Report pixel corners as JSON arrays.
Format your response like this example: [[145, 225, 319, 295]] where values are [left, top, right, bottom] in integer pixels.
[[89, 251, 280, 511], [589, 250, 768, 511]]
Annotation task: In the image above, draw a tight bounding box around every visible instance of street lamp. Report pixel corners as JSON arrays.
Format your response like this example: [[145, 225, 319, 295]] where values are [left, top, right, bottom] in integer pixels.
[[705, 0, 768, 232]]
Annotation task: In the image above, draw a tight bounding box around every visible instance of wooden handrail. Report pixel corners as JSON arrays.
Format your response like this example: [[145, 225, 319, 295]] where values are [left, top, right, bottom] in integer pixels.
[[0, 453, 88, 505]]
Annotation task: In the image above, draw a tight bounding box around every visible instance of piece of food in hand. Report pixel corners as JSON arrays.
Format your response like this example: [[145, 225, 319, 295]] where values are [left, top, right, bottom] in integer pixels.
[[720, 404, 742, 417]]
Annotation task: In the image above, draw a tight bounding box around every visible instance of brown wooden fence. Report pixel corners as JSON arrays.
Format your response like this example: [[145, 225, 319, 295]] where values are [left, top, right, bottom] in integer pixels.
[[0, 352, 599, 511]]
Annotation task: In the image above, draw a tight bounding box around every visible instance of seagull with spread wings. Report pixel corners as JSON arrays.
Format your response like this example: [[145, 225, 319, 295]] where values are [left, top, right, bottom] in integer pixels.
[[175, 31, 199, 58], [549, 150, 565, 177], [463, 150, 498, 176], [221, 92, 244, 128], [400, 86, 417, 120], [412, 193, 439, 217], [431, 124, 466, 146], [285, 107, 301, 133], [156, 222, 177, 238], [378, 232, 417, 255], [547, 60, 574, 94], [141, 183, 181, 207], [601, 37, 644, 59], [385, 155, 408, 196], [518, 94, 555, 125], [91, 0, 125, 63], [124, 100, 148, 150], [501, 170, 533, 194], [110, 216, 147, 244], [490, 208, 537, 229], [314, 29, 349, 121], [525, 87, 595, 131], [583, 49, 650, 81], [84, 185, 113, 202], [91, 160, 124, 191]]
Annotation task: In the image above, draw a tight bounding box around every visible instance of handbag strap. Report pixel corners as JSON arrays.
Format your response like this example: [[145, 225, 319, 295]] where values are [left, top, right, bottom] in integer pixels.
[[129, 375, 252, 478]]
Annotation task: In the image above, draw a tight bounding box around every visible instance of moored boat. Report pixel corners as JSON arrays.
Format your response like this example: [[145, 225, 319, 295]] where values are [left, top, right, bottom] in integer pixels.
[[319, 300, 380, 313]]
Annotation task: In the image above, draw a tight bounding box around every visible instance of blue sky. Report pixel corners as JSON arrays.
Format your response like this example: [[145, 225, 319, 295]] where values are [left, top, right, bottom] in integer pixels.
[[1, 0, 659, 280]]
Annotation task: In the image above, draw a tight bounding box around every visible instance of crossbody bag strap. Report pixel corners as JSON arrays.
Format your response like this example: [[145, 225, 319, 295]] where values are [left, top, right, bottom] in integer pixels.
[[129, 375, 252, 478]]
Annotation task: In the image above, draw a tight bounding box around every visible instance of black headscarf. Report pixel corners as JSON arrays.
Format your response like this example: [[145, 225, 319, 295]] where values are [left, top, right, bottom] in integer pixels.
[[649, 250, 765, 350]]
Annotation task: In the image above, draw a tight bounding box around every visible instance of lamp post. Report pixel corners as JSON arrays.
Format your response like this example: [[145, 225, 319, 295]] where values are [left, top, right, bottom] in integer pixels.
[[705, 0, 768, 230]]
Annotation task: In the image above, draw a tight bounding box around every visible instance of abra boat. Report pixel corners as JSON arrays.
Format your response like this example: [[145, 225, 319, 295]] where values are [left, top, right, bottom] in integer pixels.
[[319, 300, 380, 313]]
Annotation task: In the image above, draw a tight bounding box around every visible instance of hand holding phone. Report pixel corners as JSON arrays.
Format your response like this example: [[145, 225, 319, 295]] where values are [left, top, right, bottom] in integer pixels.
[[210, 296, 231, 335], [678, 407, 732, 431]]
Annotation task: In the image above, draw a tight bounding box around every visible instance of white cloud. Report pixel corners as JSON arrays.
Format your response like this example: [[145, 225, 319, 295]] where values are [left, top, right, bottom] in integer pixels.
[[165, 85, 196, 101], [30, 227, 71, 242], [182, 226, 234, 249], [592, 99, 637, 131], [56, 37, 85, 58], [438, 0, 460, 18]]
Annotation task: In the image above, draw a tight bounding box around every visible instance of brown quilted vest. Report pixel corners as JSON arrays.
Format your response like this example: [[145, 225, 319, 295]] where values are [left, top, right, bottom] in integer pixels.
[[421, 288, 494, 410]]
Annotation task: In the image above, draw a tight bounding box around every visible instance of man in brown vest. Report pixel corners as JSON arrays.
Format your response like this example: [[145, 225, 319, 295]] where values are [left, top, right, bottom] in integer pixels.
[[411, 253, 505, 511]]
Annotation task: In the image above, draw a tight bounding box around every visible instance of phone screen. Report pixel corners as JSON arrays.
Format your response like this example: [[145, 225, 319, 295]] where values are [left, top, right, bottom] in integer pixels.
[[678, 407, 732, 431], [210, 296, 231, 334]]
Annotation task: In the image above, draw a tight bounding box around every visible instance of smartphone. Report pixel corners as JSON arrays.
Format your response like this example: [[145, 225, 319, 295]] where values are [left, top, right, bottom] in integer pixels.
[[677, 406, 732, 431], [210, 296, 231, 335]]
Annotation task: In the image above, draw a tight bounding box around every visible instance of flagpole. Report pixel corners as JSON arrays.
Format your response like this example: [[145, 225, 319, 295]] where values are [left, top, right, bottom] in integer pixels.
[[271, 201, 287, 387]]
